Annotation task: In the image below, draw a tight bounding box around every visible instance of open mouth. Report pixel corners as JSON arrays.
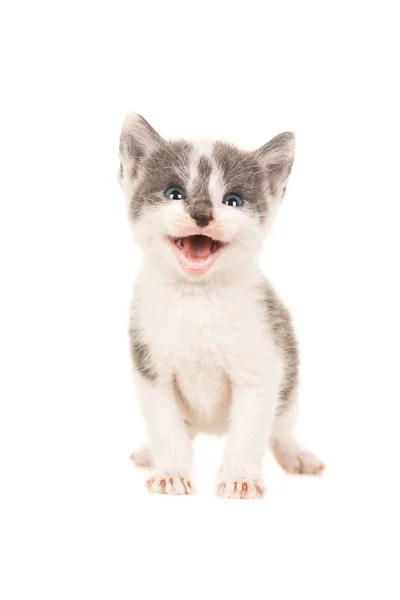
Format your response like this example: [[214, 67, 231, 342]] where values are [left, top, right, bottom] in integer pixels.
[[167, 234, 227, 273]]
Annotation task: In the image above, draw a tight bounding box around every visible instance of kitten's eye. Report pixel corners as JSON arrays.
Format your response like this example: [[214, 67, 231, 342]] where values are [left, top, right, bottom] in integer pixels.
[[222, 193, 244, 208], [164, 186, 185, 200]]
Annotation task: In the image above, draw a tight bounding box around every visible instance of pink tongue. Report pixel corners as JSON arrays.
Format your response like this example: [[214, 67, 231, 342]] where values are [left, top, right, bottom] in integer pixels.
[[182, 235, 212, 259]]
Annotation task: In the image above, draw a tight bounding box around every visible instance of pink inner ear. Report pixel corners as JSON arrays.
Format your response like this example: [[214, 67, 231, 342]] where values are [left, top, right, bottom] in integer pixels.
[[267, 162, 292, 195], [121, 113, 163, 162], [256, 132, 295, 195]]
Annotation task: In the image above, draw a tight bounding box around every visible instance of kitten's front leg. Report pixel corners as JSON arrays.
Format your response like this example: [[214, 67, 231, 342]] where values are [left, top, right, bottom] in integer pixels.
[[217, 367, 281, 499], [136, 376, 194, 495]]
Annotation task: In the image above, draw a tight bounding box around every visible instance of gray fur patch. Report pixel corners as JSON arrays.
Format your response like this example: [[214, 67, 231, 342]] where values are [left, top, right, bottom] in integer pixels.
[[264, 283, 299, 412], [128, 137, 271, 223], [129, 140, 193, 220], [129, 328, 157, 381], [213, 142, 268, 221]]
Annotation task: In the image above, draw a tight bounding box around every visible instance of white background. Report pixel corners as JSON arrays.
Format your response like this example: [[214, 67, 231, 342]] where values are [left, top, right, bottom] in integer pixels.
[[1, 1, 399, 598]]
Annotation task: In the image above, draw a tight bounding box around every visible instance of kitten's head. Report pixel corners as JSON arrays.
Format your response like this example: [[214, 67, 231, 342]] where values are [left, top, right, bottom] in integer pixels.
[[119, 113, 294, 281]]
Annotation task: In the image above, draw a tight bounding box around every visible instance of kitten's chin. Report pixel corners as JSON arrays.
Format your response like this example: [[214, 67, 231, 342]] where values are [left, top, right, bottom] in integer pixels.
[[166, 234, 227, 276]]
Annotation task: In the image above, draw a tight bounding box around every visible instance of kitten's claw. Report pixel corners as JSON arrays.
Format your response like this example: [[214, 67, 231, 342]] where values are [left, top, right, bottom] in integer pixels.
[[217, 477, 265, 499], [146, 472, 194, 495]]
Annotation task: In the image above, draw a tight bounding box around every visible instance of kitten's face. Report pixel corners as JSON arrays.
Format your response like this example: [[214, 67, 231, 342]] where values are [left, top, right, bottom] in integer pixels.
[[119, 114, 294, 280]]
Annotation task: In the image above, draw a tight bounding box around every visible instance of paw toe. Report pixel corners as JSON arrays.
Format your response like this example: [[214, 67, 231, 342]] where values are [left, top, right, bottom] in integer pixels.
[[146, 472, 194, 495], [217, 478, 265, 500]]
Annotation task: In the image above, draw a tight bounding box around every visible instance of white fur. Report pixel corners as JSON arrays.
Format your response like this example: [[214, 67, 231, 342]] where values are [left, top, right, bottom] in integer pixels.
[[193, 138, 214, 158], [208, 165, 226, 206]]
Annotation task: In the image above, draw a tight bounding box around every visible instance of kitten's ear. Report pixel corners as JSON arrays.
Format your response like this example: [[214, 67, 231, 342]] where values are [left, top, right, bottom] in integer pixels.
[[255, 132, 295, 195], [119, 113, 163, 178]]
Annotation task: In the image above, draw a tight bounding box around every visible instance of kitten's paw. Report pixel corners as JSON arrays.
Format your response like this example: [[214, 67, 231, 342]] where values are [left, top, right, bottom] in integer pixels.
[[130, 445, 153, 468], [146, 472, 194, 495], [217, 477, 265, 500], [273, 441, 325, 475], [283, 450, 324, 475]]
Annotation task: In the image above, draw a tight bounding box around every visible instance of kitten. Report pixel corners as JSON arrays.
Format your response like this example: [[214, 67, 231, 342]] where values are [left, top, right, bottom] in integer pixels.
[[119, 113, 324, 499]]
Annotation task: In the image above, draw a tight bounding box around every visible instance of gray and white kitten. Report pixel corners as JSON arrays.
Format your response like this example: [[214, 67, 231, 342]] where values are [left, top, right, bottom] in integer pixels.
[[119, 113, 324, 499]]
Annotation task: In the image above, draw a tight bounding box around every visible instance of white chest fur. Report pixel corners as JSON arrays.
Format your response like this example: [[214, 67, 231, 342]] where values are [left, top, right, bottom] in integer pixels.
[[133, 266, 278, 432]]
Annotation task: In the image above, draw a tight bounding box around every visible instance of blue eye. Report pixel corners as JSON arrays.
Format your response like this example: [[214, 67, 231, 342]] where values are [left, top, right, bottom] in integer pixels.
[[222, 193, 244, 207], [164, 186, 185, 200]]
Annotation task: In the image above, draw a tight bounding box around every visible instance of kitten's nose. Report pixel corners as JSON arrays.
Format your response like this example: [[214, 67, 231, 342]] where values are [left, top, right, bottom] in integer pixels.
[[192, 213, 214, 228]]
